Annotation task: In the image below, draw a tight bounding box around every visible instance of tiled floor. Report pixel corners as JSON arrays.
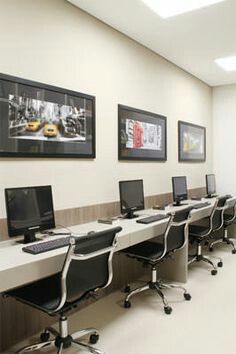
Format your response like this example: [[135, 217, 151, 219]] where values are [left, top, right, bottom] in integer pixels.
[[7, 246, 236, 354]]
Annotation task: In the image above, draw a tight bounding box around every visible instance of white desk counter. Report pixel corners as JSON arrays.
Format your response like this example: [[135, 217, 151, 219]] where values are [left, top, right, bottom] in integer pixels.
[[0, 200, 215, 293]]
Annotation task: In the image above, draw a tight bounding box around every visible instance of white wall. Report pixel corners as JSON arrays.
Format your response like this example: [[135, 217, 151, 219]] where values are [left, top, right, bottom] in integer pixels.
[[0, 0, 213, 218], [213, 85, 236, 196]]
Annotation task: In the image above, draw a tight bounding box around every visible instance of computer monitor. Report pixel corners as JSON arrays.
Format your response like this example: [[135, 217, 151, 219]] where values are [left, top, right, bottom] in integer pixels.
[[206, 174, 216, 198], [5, 185, 55, 244], [172, 176, 188, 206], [119, 179, 145, 219]]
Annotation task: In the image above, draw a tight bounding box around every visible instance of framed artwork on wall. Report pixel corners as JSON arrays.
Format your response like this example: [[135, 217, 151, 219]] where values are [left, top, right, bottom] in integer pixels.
[[118, 104, 167, 161], [178, 121, 206, 162], [0, 73, 96, 158]]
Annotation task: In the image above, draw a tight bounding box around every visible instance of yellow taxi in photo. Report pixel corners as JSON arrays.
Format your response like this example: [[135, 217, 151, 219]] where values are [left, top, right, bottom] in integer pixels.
[[43, 124, 58, 137], [26, 119, 42, 132]]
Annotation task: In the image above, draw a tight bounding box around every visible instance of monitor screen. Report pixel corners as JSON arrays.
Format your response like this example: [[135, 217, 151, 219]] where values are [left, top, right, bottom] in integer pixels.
[[5, 185, 55, 242], [206, 174, 216, 196], [172, 176, 188, 206], [119, 179, 144, 218]]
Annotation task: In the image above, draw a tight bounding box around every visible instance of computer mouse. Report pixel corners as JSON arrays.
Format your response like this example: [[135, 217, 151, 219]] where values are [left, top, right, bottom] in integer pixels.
[[87, 230, 96, 236], [46, 231, 55, 236]]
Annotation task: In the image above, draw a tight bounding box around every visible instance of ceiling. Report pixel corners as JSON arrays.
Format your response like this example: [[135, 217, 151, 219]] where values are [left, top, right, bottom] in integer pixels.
[[68, 0, 236, 87]]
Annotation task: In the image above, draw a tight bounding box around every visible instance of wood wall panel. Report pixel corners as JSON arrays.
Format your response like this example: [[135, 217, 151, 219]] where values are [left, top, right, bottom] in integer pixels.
[[0, 187, 206, 240], [0, 187, 205, 351]]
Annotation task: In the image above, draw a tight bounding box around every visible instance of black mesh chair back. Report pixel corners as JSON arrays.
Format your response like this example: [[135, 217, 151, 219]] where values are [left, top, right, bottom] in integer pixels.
[[166, 207, 192, 254], [223, 198, 236, 225], [212, 196, 229, 231], [58, 226, 122, 309]]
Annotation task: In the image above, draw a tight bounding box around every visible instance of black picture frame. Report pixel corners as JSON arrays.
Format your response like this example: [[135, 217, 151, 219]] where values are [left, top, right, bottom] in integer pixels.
[[118, 105, 167, 161], [178, 121, 206, 162], [0, 73, 96, 158]]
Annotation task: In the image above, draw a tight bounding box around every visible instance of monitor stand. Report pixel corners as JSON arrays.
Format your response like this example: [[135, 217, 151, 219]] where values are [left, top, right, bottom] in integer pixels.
[[17, 231, 40, 244], [125, 209, 139, 219], [205, 194, 217, 199], [173, 201, 188, 207]]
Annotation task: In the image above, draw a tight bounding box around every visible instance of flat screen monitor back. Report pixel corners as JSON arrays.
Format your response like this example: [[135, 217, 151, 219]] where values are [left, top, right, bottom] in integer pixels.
[[5, 185, 55, 243], [172, 176, 188, 206], [206, 174, 216, 197], [119, 179, 144, 219]]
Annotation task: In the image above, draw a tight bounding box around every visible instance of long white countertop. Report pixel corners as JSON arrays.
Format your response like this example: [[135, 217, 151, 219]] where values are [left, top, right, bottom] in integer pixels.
[[0, 200, 215, 293]]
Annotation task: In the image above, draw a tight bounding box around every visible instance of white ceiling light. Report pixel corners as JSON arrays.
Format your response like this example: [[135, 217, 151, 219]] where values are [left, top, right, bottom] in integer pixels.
[[141, 0, 225, 18], [215, 55, 236, 71]]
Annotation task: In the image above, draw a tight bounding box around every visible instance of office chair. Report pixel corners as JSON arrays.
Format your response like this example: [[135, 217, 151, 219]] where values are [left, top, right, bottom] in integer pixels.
[[188, 196, 228, 275], [208, 198, 236, 254], [122, 207, 192, 315], [5, 227, 122, 354]]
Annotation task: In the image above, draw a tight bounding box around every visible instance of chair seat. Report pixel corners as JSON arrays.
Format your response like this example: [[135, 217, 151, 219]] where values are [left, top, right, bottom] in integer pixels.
[[7, 273, 91, 314], [7, 273, 62, 313], [124, 240, 164, 262], [189, 224, 210, 237]]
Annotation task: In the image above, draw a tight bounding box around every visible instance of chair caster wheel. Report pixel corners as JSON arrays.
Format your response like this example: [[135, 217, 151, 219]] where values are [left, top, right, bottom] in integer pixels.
[[232, 249, 236, 254], [164, 306, 172, 315], [211, 269, 217, 276], [209, 247, 213, 252], [89, 334, 99, 344], [40, 332, 50, 342], [217, 261, 223, 267], [184, 293, 191, 301], [124, 300, 131, 308], [124, 285, 131, 293]]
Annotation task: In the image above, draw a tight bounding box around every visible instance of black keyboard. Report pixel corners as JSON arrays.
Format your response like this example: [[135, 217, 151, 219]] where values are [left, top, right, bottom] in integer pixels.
[[136, 214, 169, 224], [22, 236, 77, 255], [192, 202, 211, 209]]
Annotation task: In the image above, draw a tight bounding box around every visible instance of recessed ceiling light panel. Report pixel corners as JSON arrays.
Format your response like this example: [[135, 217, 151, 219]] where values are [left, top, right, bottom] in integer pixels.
[[215, 56, 236, 71], [141, 0, 225, 19]]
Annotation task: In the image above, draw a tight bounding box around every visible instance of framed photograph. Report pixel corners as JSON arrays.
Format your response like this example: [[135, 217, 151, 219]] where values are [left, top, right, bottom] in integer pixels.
[[178, 121, 206, 162], [118, 105, 167, 161], [0, 73, 95, 158]]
